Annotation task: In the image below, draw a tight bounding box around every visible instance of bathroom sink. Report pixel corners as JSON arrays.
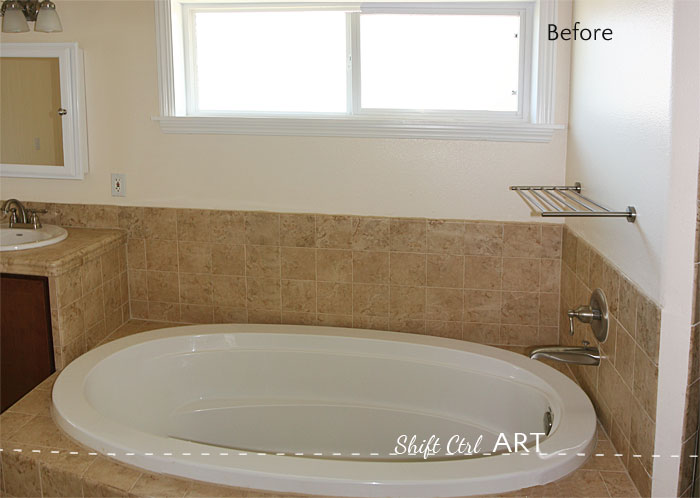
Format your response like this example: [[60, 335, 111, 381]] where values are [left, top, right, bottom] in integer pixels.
[[0, 224, 68, 251]]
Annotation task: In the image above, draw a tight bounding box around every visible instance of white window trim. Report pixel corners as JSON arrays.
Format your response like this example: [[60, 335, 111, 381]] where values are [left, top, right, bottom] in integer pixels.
[[1, 43, 89, 179], [154, 0, 563, 141]]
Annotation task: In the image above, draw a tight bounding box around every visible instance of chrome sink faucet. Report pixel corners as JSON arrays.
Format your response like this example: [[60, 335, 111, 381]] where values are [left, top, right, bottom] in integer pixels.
[[528, 289, 609, 367], [1, 199, 46, 229], [2, 199, 28, 224]]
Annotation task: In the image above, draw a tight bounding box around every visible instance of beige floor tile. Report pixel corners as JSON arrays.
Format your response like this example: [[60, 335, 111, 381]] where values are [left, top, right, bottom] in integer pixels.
[[0, 412, 34, 440], [600, 471, 641, 498], [186, 481, 252, 497], [6, 389, 52, 417], [35, 372, 59, 391], [582, 441, 625, 472], [524, 469, 611, 497], [84, 457, 142, 493], [130, 472, 191, 497], [33, 448, 95, 474], [466, 495, 527, 498], [7, 416, 81, 451], [83, 479, 130, 497]]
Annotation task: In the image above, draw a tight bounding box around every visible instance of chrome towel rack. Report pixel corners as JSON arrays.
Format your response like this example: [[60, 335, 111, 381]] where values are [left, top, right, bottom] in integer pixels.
[[510, 182, 637, 223]]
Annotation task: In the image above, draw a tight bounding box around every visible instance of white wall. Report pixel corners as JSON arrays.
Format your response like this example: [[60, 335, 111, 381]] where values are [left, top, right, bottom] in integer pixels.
[[653, 0, 700, 495], [565, 0, 700, 495], [564, 0, 676, 302], [0, 0, 572, 222]]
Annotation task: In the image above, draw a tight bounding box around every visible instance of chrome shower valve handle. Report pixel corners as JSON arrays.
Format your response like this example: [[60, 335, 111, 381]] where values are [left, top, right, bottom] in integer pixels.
[[567, 306, 602, 335], [566, 288, 609, 342]]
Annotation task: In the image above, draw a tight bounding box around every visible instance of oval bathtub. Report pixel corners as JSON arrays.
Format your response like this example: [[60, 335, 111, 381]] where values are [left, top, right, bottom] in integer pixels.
[[52, 324, 596, 497]]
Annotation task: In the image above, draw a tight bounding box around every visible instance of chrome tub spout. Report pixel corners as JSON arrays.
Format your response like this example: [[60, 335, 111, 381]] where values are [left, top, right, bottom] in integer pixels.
[[528, 342, 601, 366]]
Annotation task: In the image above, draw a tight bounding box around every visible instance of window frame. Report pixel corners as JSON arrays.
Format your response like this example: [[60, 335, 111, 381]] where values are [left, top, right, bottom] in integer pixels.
[[154, 0, 562, 141]]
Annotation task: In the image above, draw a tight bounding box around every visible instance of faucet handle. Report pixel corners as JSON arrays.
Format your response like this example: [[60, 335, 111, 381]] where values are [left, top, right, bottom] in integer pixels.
[[567, 305, 601, 336], [567, 305, 588, 335], [567, 312, 576, 336], [29, 210, 43, 229], [567, 289, 610, 342]]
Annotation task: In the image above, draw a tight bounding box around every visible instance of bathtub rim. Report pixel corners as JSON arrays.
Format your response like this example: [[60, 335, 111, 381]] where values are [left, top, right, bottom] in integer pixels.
[[52, 323, 597, 498]]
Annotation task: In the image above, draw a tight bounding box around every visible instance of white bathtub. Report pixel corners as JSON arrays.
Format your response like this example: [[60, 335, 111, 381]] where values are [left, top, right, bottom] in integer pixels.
[[52, 324, 596, 497]]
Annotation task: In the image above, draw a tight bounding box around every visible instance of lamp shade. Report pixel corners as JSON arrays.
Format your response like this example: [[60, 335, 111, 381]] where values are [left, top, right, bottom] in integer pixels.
[[2, 5, 29, 33], [35, 2, 62, 32]]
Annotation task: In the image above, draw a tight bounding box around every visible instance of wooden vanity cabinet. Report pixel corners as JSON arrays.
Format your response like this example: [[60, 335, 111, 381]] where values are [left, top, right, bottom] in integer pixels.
[[0, 273, 55, 412]]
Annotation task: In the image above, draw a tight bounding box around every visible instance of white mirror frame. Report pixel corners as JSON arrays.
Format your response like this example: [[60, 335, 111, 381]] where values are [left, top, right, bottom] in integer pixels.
[[0, 42, 89, 180]]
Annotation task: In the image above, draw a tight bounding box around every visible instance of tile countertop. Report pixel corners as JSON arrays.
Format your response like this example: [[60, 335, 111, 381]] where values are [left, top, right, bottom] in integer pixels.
[[0, 228, 126, 277]]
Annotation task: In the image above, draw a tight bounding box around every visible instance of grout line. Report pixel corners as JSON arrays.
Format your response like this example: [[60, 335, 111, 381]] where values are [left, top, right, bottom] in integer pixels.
[[597, 470, 615, 498], [277, 215, 282, 320], [351, 230, 355, 328], [459, 252, 465, 340], [497, 224, 505, 338], [314, 215, 318, 322], [37, 452, 45, 498], [243, 215, 250, 324]]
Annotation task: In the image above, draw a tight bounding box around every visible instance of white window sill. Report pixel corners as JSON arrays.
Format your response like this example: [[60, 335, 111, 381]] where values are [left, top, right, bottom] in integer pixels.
[[152, 116, 564, 142]]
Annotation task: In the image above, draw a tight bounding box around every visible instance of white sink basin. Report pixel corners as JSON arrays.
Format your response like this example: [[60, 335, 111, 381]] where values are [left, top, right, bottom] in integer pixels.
[[0, 224, 68, 251]]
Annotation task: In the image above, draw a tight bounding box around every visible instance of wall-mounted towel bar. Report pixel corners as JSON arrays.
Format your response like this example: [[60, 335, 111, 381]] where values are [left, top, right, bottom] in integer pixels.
[[510, 183, 637, 223]]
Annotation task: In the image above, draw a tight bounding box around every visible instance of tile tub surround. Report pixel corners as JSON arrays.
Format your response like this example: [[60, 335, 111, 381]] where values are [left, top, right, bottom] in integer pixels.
[[0, 228, 128, 370], [560, 226, 662, 497], [24, 201, 564, 347], [0, 318, 642, 498], [679, 363, 699, 497]]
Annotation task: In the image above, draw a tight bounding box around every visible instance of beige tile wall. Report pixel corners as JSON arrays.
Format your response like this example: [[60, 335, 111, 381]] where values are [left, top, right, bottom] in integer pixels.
[[560, 226, 661, 497], [680, 335, 699, 497], [47, 245, 129, 369], [28, 202, 562, 347]]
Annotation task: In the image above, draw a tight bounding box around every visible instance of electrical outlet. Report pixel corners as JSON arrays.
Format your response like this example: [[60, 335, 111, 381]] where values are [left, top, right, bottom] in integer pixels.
[[111, 173, 126, 197]]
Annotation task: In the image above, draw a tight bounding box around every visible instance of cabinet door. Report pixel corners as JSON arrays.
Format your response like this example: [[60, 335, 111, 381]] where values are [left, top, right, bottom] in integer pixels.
[[0, 274, 55, 412]]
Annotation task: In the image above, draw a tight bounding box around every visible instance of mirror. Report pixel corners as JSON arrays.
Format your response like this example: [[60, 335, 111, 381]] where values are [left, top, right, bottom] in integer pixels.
[[1, 56, 64, 166], [0, 43, 88, 179]]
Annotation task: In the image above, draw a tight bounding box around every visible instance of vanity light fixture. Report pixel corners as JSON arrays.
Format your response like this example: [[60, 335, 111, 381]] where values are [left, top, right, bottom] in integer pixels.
[[1, 0, 62, 33]]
